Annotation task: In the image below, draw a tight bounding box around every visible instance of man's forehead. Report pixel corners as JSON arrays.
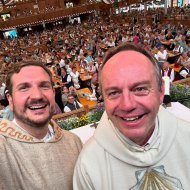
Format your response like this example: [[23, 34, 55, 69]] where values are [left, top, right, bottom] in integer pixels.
[[110, 50, 145, 59], [101, 51, 155, 86], [11, 66, 51, 83], [104, 50, 150, 69], [13, 66, 48, 76]]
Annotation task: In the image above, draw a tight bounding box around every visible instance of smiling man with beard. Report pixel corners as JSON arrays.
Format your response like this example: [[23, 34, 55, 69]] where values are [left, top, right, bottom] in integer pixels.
[[73, 43, 190, 189], [0, 61, 82, 190]]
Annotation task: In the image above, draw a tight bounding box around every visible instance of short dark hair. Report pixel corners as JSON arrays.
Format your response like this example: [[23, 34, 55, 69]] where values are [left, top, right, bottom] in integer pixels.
[[99, 42, 162, 91], [6, 61, 53, 95], [68, 94, 75, 100]]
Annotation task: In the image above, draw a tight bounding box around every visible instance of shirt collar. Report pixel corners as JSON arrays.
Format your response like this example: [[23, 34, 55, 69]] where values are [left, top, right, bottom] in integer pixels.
[[12, 119, 55, 142]]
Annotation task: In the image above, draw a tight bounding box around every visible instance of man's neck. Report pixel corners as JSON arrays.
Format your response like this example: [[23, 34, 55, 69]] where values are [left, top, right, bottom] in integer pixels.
[[13, 118, 49, 139]]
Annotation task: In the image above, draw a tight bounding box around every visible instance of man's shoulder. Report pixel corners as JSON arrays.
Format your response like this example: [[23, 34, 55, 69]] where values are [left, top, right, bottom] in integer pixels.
[[57, 126, 82, 144], [0, 118, 11, 125], [78, 136, 103, 160], [175, 116, 190, 131], [0, 119, 15, 149], [60, 129, 83, 151], [0, 119, 17, 138]]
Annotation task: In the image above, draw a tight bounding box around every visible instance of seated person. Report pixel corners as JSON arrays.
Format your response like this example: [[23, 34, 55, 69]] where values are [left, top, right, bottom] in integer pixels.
[[173, 42, 183, 54], [142, 39, 151, 52], [0, 88, 14, 121], [85, 51, 94, 63], [54, 84, 64, 112], [162, 76, 172, 106], [154, 38, 162, 49], [61, 86, 69, 107], [167, 39, 175, 51], [186, 41, 190, 52], [161, 61, 175, 82], [55, 63, 61, 77], [156, 46, 168, 63], [177, 51, 189, 66], [165, 30, 175, 40], [87, 83, 98, 101], [86, 61, 96, 75], [70, 66, 80, 89], [178, 35, 188, 51], [178, 61, 190, 80], [69, 86, 78, 100], [94, 84, 103, 103], [63, 94, 83, 113], [60, 67, 73, 88], [86, 61, 98, 83]]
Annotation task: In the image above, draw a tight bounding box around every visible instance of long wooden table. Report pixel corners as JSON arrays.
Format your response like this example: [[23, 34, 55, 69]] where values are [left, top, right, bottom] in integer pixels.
[[77, 88, 97, 108]]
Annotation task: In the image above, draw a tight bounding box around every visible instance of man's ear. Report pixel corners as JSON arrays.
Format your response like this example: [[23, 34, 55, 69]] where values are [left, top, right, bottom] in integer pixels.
[[7, 94, 13, 111]]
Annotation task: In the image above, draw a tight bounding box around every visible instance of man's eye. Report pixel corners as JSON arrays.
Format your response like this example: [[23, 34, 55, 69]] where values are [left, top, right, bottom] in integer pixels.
[[41, 84, 51, 89], [133, 87, 150, 96], [40, 82, 52, 89], [18, 86, 29, 91], [107, 91, 120, 99]]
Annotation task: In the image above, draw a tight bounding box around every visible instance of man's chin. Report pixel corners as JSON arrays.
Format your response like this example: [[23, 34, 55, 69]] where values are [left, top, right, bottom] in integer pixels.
[[24, 117, 51, 128], [14, 112, 52, 129], [30, 112, 53, 124]]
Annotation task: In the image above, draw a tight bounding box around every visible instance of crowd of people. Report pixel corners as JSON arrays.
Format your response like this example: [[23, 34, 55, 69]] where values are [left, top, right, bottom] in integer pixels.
[[0, 6, 190, 114]]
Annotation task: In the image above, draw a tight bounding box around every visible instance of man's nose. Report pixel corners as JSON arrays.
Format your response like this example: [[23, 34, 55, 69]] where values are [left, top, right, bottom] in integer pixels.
[[119, 91, 136, 111], [30, 87, 43, 99]]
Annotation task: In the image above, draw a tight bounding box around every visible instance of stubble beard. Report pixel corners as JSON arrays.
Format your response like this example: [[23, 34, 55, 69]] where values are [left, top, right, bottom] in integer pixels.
[[13, 104, 54, 129]]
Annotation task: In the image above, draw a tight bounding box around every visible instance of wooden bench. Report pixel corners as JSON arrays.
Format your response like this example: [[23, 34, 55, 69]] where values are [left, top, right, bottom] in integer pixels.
[[52, 105, 89, 122]]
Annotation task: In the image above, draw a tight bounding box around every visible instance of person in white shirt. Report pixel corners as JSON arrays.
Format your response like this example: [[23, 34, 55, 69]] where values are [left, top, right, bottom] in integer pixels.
[[60, 67, 73, 88], [161, 61, 175, 82], [86, 61, 96, 73], [86, 83, 97, 101], [64, 94, 83, 112], [70, 66, 80, 89], [179, 61, 190, 79], [173, 42, 183, 54], [59, 56, 65, 68], [177, 51, 189, 66], [156, 46, 168, 63]]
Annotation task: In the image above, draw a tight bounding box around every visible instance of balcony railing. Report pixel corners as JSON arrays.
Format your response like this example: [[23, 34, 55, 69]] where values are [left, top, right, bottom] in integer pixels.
[[0, 3, 112, 30]]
